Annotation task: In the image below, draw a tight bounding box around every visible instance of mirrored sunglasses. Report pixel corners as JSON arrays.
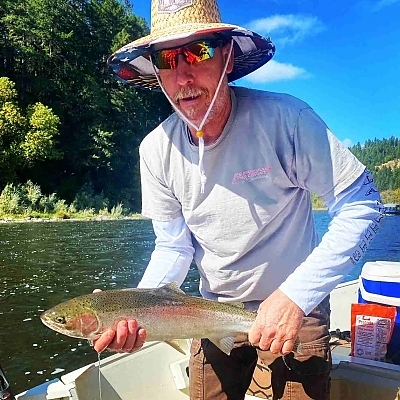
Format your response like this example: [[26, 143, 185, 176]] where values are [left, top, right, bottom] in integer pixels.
[[151, 39, 226, 70]]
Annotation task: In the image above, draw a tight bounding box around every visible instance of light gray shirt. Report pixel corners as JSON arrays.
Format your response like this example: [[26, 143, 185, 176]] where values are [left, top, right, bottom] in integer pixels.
[[139, 87, 375, 312]]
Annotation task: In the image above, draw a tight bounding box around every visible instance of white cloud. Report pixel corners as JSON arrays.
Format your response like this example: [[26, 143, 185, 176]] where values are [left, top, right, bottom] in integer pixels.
[[244, 60, 310, 83], [247, 14, 326, 47], [341, 139, 353, 148], [371, 0, 400, 11]]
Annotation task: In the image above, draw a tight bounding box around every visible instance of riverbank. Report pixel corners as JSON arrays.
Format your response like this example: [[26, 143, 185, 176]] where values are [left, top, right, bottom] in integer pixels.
[[0, 208, 330, 223], [0, 214, 146, 223], [0, 209, 330, 223]]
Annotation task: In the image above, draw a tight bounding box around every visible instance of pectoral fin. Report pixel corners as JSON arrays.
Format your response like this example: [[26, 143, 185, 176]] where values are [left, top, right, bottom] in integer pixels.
[[165, 340, 187, 355], [208, 336, 236, 356]]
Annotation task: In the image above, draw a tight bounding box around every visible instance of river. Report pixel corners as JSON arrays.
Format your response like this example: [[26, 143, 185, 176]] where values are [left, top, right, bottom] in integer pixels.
[[0, 211, 398, 394]]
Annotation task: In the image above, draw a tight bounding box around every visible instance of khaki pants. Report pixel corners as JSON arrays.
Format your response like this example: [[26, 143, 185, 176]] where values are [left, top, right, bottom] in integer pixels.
[[189, 296, 331, 400]]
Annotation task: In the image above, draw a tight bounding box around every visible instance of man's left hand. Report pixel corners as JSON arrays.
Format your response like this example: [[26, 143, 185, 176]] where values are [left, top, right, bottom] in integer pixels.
[[248, 289, 305, 355]]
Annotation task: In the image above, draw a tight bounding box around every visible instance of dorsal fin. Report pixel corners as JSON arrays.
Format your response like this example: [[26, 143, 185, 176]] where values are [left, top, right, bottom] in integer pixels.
[[161, 282, 186, 295], [229, 301, 245, 309]]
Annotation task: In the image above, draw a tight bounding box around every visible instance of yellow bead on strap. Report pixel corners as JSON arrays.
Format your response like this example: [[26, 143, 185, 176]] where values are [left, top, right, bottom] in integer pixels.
[[196, 131, 204, 138]]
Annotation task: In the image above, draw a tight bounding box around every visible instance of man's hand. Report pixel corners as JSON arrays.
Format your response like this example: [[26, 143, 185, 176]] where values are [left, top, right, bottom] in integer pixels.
[[93, 319, 147, 353], [248, 289, 304, 355], [91, 289, 147, 353]]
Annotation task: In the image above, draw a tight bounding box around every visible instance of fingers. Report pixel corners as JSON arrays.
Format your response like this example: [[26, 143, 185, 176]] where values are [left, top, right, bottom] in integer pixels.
[[93, 329, 116, 353], [92, 319, 146, 354], [250, 333, 296, 354], [249, 324, 297, 354], [113, 320, 130, 351], [121, 320, 147, 352], [281, 339, 296, 355]]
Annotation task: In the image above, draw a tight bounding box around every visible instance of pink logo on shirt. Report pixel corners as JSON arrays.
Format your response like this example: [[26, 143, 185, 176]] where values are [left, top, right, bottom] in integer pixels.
[[232, 167, 272, 185]]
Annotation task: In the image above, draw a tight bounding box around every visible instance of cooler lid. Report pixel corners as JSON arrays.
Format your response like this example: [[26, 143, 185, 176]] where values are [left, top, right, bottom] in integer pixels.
[[361, 261, 400, 282]]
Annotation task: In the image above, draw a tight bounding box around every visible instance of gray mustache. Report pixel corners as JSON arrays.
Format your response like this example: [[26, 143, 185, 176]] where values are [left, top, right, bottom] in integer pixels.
[[174, 87, 208, 102]]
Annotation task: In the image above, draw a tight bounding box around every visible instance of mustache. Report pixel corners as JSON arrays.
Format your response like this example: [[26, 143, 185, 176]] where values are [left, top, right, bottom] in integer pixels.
[[173, 87, 208, 102]]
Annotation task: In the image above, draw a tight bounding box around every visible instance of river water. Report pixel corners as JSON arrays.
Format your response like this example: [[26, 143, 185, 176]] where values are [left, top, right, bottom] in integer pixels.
[[0, 212, 398, 394]]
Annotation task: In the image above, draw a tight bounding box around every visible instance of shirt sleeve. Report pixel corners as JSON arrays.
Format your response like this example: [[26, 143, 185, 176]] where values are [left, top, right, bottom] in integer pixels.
[[290, 107, 366, 200], [279, 169, 385, 315], [139, 137, 182, 222], [137, 215, 195, 288]]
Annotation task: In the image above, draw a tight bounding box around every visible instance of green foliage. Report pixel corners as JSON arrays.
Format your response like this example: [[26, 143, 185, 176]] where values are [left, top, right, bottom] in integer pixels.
[[0, 77, 18, 104], [54, 199, 68, 213], [380, 188, 400, 204], [24, 180, 42, 207], [350, 137, 400, 167], [38, 193, 58, 213], [9, 0, 396, 216], [0, 180, 131, 218], [110, 203, 124, 217], [311, 193, 326, 209], [71, 182, 109, 212], [0, 0, 170, 212], [0, 77, 62, 185], [349, 137, 400, 191], [54, 210, 70, 219], [21, 103, 61, 162], [0, 183, 23, 214]]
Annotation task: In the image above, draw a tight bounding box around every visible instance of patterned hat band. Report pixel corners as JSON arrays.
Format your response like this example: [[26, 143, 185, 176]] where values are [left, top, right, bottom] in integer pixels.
[[107, 0, 275, 89]]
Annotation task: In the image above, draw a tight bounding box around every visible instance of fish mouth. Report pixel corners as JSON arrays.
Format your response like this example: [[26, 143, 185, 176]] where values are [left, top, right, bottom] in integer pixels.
[[40, 313, 79, 338]]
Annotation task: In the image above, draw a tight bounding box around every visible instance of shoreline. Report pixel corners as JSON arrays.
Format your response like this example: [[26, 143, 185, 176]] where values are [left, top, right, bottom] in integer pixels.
[[0, 214, 148, 224], [0, 209, 328, 224]]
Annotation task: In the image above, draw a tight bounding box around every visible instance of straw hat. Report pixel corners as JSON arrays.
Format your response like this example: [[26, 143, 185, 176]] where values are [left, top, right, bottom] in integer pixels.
[[107, 0, 275, 90]]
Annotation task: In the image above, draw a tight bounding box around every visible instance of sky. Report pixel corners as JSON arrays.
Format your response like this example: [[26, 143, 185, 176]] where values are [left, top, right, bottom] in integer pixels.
[[130, 0, 400, 147]]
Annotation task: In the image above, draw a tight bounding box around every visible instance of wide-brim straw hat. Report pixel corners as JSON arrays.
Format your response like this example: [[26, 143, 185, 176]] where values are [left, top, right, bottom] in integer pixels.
[[107, 0, 275, 90]]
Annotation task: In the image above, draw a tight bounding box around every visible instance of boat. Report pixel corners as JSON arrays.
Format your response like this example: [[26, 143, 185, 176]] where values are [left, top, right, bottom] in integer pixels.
[[14, 262, 400, 400], [384, 203, 400, 215]]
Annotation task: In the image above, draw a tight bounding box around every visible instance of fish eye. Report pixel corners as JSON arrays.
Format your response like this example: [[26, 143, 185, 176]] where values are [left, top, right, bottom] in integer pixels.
[[56, 316, 67, 324]]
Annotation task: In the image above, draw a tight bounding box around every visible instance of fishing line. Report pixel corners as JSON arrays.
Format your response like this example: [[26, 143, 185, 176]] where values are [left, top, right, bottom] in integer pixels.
[[97, 352, 102, 400]]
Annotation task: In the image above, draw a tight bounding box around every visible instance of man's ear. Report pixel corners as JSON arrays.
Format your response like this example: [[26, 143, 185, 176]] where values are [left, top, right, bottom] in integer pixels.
[[222, 42, 234, 74]]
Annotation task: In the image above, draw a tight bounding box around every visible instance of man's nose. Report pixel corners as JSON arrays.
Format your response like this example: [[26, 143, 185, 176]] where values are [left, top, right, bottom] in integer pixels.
[[175, 54, 194, 85]]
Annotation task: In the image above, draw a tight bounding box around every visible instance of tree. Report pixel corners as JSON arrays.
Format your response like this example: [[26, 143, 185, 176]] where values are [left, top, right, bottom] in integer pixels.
[[0, 77, 62, 186]]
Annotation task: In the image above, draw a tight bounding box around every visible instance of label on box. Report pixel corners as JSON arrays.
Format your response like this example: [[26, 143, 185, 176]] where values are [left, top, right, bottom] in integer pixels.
[[353, 315, 392, 361]]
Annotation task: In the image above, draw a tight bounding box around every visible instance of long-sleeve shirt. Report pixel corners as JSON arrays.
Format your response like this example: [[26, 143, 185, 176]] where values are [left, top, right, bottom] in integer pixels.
[[138, 86, 384, 314]]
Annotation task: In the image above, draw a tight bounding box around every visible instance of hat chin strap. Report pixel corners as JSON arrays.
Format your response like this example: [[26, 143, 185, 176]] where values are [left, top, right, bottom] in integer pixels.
[[152, 39, 234, 193]]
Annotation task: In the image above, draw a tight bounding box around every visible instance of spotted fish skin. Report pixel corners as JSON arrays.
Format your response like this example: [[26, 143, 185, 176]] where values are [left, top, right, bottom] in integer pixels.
[[40, 282, 256, 355]]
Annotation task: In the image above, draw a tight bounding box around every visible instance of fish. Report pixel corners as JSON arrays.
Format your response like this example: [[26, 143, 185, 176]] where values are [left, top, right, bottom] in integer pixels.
[[40, 282, 258, 355]]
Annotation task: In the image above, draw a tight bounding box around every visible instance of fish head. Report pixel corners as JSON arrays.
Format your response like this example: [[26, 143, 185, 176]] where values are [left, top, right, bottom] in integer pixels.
[[40, 297, 100, 340]]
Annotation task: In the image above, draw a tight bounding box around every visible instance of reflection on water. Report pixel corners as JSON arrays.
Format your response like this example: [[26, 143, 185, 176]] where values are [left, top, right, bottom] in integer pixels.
[[0, 213, 398, 394]]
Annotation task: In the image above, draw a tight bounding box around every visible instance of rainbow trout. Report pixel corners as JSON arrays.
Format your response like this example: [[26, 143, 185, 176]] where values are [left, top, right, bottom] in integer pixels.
[[40, 282, 257, 355]]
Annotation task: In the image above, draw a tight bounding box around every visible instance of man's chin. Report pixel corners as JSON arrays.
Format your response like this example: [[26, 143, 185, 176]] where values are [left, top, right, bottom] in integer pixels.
[[179, 108, 204, 126]]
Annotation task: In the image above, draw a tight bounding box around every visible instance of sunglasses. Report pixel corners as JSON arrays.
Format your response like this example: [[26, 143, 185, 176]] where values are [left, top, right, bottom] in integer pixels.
[[151, 39, 226, 70]]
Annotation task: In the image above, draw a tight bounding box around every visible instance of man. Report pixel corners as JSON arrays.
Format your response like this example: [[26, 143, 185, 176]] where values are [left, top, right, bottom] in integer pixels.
[[95, 0, 385, 399]]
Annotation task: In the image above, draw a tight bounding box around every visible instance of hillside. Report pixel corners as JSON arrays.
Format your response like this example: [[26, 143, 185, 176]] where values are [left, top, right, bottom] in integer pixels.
[[377, 159, 400, 170], [349, 137, 400, 195]]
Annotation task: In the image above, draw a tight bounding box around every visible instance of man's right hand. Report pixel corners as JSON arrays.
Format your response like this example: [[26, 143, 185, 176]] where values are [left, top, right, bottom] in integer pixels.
[[91, 289, 147, 353], [93, 319, 147, 353]]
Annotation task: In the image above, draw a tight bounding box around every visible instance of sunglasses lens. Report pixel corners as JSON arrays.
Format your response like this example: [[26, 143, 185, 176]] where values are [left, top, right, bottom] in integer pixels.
[[152, 40, 218, 69], [184, 41, 215, 64], [153, 48, 180, 69]]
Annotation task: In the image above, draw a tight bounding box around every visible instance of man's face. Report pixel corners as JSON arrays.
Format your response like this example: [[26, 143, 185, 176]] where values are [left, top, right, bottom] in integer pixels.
[[154, 38, 234, 126]]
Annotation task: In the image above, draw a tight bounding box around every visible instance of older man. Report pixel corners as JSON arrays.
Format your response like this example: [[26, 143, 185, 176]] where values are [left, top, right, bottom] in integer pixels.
[[95, 1, 384, 399]]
